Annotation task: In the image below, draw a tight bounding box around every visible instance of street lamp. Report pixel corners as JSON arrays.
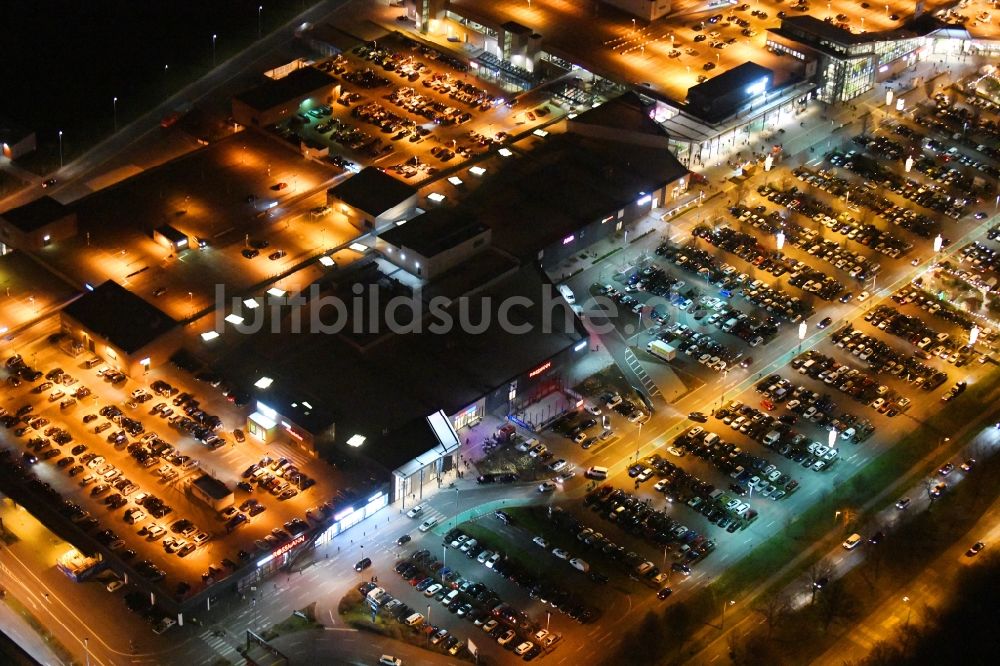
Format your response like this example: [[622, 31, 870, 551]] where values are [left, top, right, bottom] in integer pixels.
[[58, 130, 63, 168], [970, 325, 979, 346], [933, 234, 943, 253], [776, 231, 785, 251], [904, 155, 913, 173], [798, 321, 807, 351], [212, 34, 218, 67], [258, 5, 263, 39], [113, 97, 118, 132], [84, 637, 90, 666], [828, 427, 837, 448], [720, 599, 735, 629]]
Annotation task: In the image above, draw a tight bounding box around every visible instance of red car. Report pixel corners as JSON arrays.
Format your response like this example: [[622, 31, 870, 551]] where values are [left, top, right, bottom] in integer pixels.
[[271, 182, 288, 191]]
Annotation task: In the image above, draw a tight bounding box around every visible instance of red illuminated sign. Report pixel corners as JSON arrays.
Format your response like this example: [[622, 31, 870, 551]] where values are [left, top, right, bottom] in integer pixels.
[[529, 362, 552, 378], [271, 534, 307, 558]]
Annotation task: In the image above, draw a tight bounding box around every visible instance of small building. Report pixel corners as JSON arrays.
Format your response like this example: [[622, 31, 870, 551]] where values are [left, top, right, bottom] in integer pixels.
[[599, 0, 672, 21], [189, 474, 235, 511], [376, 208, 490, 280], [232, 66, 339, 128], [685, 63, 775, 123], [327, 167, 418, 230], [61, 281, 180, 377], [0, 117, 36, 160], [152, 224, 190, 252], [0, 196, 77, 252]]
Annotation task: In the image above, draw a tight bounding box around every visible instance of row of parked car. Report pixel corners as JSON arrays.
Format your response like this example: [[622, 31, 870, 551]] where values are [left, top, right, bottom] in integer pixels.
[[761, 179, 912, 259], [658, 242, 811, 322], [694, 224, 845, 301]]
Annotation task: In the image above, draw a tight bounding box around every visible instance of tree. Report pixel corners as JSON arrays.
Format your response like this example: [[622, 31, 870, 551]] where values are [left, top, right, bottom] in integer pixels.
[[754, 591, 790, 638], [817, 579, 859, 631], [807, 559, 835, 605]]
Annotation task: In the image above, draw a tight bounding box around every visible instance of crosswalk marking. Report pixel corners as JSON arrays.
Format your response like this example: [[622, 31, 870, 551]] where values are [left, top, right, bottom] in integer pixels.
[[198, 630, 239, 663]]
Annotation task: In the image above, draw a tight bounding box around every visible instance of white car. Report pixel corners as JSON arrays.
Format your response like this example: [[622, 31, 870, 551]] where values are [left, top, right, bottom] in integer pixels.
[[858, 290, 870, 302], [515, 641, 535, 656], [532, 536, 548, 548], [557, 284, 576, 304], [585, 403, 601, 416], [418, 516, 439, 532], [106, 580, 124, 592], [667, 446, 685, 457], [423, 583, 443, 597], [653, 479, 669, 492], [406, 504, 425, 519], [549, 459, 568, 472], [552, 548, 570, 560], [538, 481, 557, 493], [485, 552, 502, 569], [477, 549, 494, 564]]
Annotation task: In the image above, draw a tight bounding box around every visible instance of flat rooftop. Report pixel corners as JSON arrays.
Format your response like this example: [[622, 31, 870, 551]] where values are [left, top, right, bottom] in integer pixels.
[[62, 280, 178, 354], [380, 208, 488, 258], [444, 0, 800, 104], [328, 166, 417, 216], [438, 0, 975, 105], [234, 66, 336, 111], [438, 116, 687, 262], [206, 262, 584, 466], [0, 196, 73, 232]]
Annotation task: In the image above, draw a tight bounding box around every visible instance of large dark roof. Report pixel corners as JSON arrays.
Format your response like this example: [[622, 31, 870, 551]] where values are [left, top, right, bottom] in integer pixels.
[[568, 92, 669, 139], [459, 131, 688, 262], [379, 208, 488, 258], [327, 167, 417, 216], [234, 67, 335, 111], [687, 62, 774, 102], [63, 281, 178, 354], [0, 197, 72, 233], [209, 263, 584, 464]]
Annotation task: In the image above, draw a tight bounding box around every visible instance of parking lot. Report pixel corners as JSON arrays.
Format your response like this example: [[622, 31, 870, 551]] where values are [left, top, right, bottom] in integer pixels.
[[265, 34, 558, 185], [0, 325, 341, 609]]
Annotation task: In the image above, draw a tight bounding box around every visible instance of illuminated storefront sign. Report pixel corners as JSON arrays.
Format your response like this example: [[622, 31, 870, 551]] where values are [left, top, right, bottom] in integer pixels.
[[256, 534, 307, 567], [529, 361, 552, 378]]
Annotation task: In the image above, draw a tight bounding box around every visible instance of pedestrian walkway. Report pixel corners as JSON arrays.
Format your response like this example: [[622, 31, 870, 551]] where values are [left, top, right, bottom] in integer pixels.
[[623, 346, 661, 399], [197, 628, 241, 664]]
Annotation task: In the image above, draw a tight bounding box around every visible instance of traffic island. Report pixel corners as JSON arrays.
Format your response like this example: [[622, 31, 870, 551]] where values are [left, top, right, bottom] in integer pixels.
[[338, 589, 474, 661], [258, 604, 322, 641]]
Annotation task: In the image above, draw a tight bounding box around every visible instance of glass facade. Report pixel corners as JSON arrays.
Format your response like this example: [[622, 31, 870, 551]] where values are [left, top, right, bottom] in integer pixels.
[[821, 55, 875, 102]]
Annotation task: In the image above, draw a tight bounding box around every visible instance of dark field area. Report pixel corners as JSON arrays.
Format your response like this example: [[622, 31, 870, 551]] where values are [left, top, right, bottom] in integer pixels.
[[0, 0, 309, 170]]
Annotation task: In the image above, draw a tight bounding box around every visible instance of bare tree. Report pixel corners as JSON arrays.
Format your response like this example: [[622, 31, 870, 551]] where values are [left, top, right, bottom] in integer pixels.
[[754, 591, 791, 638], [818, 580, 859, 631], [807, 559, 835, 605]]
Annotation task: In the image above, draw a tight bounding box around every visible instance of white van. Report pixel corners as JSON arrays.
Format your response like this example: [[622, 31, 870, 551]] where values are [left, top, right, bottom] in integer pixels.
[[799, 359, 815, 374], [762, 430, 781, 447], [702, 432, 720, 446], [585, 466, 608, 480], [404, 613, 425, 627], [441, 589, 460, 605], [379, 656, 402, 666], [557, 284, 576, 304], [842, 533, 863, 550]]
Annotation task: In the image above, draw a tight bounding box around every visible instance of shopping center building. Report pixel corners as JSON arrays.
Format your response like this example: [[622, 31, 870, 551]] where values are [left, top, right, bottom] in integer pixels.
[[383, 0, 1000, 167]]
